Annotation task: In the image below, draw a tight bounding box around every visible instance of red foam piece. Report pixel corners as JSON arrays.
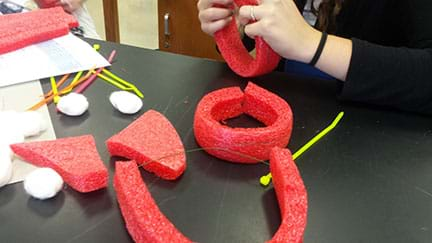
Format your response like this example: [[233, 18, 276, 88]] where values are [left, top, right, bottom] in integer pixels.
[[268, 147, 308, 243], [35, 0, 58, 8], [193, 82, 293, 163], [114, 160, 192, 243], [11, 135, 108, 193], [214, 0, 281, 77], [106, 110, 186, 180], [0, 7, 78, 54]]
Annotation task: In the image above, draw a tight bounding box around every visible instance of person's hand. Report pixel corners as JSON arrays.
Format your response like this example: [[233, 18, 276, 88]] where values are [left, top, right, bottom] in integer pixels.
[[197, 0, 236, 36], [60, 0, 83, 13], [238, 0, 321, 62]]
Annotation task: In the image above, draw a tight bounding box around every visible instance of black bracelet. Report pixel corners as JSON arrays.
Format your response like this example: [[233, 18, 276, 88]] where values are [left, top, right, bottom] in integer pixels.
[[309, 31, 328, 66]]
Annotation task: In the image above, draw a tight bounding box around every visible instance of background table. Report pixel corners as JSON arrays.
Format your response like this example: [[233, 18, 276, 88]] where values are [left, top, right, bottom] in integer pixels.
[[1, 39, 432, 243]]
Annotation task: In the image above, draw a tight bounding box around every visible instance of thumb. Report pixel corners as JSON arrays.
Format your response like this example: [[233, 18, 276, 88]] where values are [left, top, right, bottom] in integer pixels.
[[244, 21, 262, 39]]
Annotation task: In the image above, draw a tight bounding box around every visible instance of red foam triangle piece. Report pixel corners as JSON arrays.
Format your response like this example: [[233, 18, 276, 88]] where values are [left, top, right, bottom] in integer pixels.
[[11, 135, 108, 193], [0, 7, 78, 54], [106, 109, 186, 180]]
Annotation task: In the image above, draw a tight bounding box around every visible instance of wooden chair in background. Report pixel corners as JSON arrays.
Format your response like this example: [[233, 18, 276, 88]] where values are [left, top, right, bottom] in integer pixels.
[[102, 0, 120, 43]]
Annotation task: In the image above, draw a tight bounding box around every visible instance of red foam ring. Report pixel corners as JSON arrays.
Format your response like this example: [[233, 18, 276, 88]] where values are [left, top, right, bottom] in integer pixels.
[[214, 0, 281, 77], [268, 147, 308, 243], [193, 82, 293, 163], [114, 160, 192, 243], [35, 0, 59, 8]]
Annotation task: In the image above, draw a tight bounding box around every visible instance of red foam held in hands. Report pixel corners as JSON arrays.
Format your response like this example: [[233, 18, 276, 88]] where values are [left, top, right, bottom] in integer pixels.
[[214, 0, 281, 77], [193, 82, 293, 163], [114, 160, 192, 243], [35, 0, 59, 8], [106, 109, 186, 180], [11, 135, 108, 193], [0, 7, 78, 54], [268, 147, 308, 243]]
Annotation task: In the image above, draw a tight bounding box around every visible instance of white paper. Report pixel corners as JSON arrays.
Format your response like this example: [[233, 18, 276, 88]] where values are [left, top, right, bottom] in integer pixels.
[[0, 80, 57, 184], [0, 33, 110, 87]]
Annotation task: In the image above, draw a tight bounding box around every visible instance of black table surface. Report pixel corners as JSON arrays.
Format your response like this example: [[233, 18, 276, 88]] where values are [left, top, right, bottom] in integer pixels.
[[1, 39, 432, 243]]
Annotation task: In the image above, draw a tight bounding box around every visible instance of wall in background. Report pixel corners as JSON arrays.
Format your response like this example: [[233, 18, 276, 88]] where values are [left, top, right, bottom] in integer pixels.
[[86, 0, 158, 49]]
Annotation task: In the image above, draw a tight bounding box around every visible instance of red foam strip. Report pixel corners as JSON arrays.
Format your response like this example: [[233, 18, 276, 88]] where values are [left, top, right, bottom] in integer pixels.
[[0, 7, 78, 55], [114, 160, 192, 243], [268, 147, 308, 243], [193, 82, 293, 163], [11, 135, 108, 193], [214, 0, 281, 77], [106, 110, 186, 180]]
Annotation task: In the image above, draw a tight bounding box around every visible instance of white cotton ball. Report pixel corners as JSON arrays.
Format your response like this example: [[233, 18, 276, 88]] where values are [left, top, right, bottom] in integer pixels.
[[0, 144, 13, 161], [0, 110, 19, 124], [16, 111, 47, 137], [0, 154, 12, 188], [24, 168, 63, 200], [0, 125, 25, 151], [0, 111, 25, 159], [109, 91, 143, 114], [57, 93, 89, 116]]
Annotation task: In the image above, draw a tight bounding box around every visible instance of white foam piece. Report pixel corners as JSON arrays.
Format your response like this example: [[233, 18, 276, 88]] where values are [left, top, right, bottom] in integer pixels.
[[109, 91, 143, 114], [0, 154, 12, 188], [57, 93, 89, 116], [24, 168, 63, 200]]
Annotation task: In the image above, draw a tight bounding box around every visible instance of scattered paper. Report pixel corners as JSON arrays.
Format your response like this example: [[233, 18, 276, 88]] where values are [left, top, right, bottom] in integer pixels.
[[0, 33, 110, 87]]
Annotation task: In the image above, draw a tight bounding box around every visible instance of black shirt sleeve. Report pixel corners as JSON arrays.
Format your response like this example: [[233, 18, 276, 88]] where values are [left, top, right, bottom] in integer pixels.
[[338, 0, 432, 114], [340, 39, 432, 114]]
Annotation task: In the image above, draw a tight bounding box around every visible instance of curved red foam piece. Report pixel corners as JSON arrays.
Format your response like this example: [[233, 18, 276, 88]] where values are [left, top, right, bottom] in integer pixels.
[[106, 109, 186, 180], [0, 7, 78, 54], [268, 147, 308, 243], [11, 135, 108, 193], [114, 160, 192, 243], [193, 82, 293, 163], [214, 0, 281, 77], [34, 0, 59, 8]]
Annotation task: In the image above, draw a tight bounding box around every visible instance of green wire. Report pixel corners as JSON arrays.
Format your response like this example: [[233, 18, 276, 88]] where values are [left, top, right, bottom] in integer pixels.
[[260, 111, 345, 186]]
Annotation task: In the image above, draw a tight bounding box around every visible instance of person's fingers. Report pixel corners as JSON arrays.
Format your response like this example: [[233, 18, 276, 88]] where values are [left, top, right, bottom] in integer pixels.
[[197, 0, 234, 11], [243, 21, 262, 39], [201, 17, 232, 36], [238, 5, 263, 25], [199, 7, 233, 23]]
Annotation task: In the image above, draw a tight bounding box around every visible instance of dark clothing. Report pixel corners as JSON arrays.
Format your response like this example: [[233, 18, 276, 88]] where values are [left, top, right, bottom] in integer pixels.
[[334, 0, 432, 114], [295, 0, 432, 114]]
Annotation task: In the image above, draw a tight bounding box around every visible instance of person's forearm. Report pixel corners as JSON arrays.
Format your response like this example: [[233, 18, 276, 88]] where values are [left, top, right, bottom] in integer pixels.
[[314, 33, 352, 81]]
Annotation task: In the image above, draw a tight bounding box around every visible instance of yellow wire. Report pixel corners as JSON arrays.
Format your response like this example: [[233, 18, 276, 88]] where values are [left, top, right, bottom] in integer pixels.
[[260, 111, 345, 186], [50, 76, 60, 104], [101, 68, 144, 98], [62, 71, 83, 94]]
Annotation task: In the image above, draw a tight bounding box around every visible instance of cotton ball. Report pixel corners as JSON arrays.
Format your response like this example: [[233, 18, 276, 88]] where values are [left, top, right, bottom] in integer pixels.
[[0, 153, 12, 188], [0, 125, 25, 154], [57, 93, 89, 116], [109, 91, 143, 114], [0, 110, 19, 124], [0, 144, 13, 161], [0, 110, 20, 131], [0, 111, 25, 158], [24, 168, 63, 200], [16, 111, 47, 137]]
